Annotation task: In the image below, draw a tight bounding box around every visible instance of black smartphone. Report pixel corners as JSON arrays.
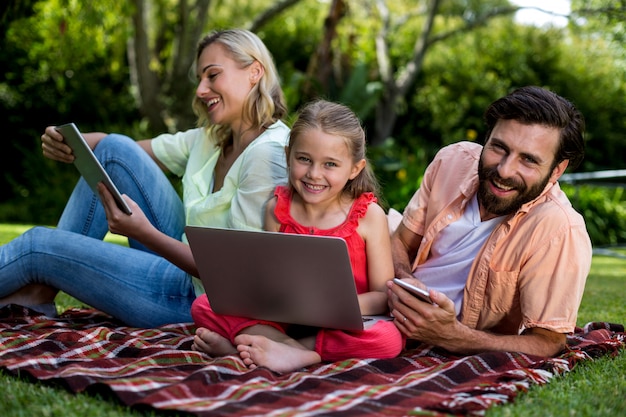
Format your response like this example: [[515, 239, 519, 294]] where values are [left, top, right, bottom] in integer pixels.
[[392, 278, 433, 304]]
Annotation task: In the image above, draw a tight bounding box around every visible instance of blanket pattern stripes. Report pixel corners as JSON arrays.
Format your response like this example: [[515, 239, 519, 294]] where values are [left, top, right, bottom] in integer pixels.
[[0, 306, 624, 416]]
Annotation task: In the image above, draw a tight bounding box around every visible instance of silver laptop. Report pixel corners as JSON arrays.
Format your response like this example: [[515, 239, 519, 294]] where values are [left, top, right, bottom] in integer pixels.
[[185, 226, 390, 331]]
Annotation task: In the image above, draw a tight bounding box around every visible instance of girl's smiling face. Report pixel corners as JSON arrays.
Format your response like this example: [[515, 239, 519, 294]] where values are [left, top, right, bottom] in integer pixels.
[[288, 128, 365, 205]]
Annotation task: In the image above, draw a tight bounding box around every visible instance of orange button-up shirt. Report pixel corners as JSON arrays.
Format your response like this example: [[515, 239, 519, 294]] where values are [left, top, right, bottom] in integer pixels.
[[402, 142, 591, 334]]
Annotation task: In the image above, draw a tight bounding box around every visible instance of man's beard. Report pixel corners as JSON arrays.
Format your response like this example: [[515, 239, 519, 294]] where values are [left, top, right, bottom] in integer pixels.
[[477, 160, 551, 217]]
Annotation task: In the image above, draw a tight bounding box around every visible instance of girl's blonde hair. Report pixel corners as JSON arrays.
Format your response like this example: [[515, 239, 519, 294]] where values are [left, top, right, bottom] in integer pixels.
[[191, 29, 287, 147], [287, 99, 381, 199]]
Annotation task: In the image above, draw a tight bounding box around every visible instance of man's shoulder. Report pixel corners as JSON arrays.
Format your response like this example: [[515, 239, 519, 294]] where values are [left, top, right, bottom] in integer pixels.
[[435, 141, 482, 161], [429, 141, 481, 178], [524, 183, 586, 228]]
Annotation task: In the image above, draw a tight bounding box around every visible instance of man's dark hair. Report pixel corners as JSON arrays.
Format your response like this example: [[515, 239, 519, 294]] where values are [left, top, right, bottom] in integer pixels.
[[483, 86, 586, 169]]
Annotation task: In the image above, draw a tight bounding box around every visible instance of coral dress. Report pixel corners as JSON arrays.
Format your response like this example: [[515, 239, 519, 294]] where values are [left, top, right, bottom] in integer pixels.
[[191, 186, 403, 362]]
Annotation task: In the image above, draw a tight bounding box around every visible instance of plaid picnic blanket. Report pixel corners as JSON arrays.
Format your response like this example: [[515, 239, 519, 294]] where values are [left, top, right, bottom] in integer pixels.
[[0, 305, 624, 417]]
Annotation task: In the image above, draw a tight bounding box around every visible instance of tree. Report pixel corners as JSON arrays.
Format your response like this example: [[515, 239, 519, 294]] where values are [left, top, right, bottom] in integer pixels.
[[127, 0, 210, 133], [366, 0, 529, 145], [1, 0, 625, 223], [127, 0, 304, 134]]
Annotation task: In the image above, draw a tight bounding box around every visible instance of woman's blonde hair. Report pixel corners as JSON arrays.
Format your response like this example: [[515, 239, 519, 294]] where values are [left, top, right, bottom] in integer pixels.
[[191, 29, 287, 147], [287, 99, 381, 200]]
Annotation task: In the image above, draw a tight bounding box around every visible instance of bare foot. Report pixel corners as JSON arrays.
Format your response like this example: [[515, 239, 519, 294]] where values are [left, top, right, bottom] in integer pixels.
[[0, 283, 58, 305], [235, 334, 321, 373], [191, 327, 237, 357]]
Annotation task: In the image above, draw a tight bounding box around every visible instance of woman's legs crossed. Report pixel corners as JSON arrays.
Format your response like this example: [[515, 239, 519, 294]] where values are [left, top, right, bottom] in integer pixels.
[[0, 227, 195, 327], [4, 133, 187, 315]]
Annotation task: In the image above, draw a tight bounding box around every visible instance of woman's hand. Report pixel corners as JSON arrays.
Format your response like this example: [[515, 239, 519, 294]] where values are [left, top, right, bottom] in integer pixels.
[[99, 183, 198, 276], [41, 127, 107, 163], [41, 126, 75, 163], [97, 183, 152, 241]]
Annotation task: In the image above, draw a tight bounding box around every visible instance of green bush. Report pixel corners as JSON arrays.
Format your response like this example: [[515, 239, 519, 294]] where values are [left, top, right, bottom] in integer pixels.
[[563, 184, 626, 247], [369, 138, 430, 212]]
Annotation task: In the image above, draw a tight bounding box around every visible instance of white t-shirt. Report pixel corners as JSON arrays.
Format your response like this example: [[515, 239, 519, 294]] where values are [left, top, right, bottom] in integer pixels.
[[414, 194, 504, 315]]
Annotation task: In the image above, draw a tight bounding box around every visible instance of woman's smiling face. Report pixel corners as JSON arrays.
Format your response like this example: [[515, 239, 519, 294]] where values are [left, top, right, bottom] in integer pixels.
[[195, 43, 259, 130]]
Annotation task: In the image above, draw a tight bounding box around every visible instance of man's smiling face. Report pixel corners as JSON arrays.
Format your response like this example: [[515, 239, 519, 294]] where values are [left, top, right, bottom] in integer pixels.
[[477, 119, 568, 220]]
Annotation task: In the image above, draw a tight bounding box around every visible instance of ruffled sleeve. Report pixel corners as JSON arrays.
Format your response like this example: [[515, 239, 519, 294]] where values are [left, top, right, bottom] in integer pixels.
[[346, 192, 376, 225], [273, 189, 375, 293]]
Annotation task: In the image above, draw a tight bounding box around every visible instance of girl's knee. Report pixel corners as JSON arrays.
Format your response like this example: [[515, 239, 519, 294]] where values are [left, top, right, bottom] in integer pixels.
[[190, 294, 210, 324], [369, 321, 405, 358]]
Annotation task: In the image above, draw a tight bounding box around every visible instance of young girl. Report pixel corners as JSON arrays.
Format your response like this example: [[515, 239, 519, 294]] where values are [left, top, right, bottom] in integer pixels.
[[191, 100, 403, 373]]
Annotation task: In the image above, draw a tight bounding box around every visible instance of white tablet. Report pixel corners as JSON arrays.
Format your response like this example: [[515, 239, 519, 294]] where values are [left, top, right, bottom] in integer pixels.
[[55, 123, 132, 215]]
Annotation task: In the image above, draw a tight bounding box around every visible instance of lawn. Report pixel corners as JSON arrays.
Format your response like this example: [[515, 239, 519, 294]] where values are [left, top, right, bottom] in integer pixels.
[[0, 224, 624, 417]]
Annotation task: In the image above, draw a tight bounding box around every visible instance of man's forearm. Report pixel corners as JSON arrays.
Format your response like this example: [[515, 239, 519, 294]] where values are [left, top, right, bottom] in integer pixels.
[[439, 324, 566, 357], [390, 237, 415, 278], [390, 223, 422, 279], [392, 260, 413, 278]]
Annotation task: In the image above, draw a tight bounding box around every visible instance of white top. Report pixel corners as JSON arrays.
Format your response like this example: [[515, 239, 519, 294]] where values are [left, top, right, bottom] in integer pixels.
[[152, 121, 290, 232], [414, 194, 504, 315]]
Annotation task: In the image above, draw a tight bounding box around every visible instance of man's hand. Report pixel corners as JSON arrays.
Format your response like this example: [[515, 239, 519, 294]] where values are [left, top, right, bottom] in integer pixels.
[[388, 280, 461, 350], [387, 280, 567, 357]]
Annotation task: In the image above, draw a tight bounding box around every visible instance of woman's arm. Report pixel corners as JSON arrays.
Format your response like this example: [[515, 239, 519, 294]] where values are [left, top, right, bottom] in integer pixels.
[[136, 139, 169, 171], [42, 126, 165, 169], [98, 184, 198, 276]]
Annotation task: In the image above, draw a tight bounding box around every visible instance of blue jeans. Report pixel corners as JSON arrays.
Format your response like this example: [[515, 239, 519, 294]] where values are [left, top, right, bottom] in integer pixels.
[[0, 134, 195, 327]]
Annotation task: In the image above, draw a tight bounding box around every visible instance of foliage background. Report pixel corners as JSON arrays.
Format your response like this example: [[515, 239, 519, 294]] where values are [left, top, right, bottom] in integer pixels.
[[1, 0, 625, 245]]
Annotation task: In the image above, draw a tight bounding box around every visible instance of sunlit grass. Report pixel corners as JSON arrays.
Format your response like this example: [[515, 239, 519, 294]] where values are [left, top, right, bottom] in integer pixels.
[[0, 225, 128, 310]]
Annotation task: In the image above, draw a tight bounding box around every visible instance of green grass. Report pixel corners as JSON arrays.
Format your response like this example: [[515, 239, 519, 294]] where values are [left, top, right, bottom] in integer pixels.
[[486, 250, 626, 417], [0, 225, 624, 416]]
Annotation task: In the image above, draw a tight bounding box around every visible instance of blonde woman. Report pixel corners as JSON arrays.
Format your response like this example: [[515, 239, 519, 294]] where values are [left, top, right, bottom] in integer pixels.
[[0, 29, 289, 327]]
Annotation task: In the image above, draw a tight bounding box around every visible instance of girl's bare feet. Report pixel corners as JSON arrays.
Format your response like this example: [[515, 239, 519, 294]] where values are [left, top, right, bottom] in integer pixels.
[[235, 334, 321, 373], [191, 327, 237, 356]]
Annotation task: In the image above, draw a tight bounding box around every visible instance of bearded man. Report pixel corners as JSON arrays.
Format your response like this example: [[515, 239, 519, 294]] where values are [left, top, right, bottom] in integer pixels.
[[388, 86, 591, 357]]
